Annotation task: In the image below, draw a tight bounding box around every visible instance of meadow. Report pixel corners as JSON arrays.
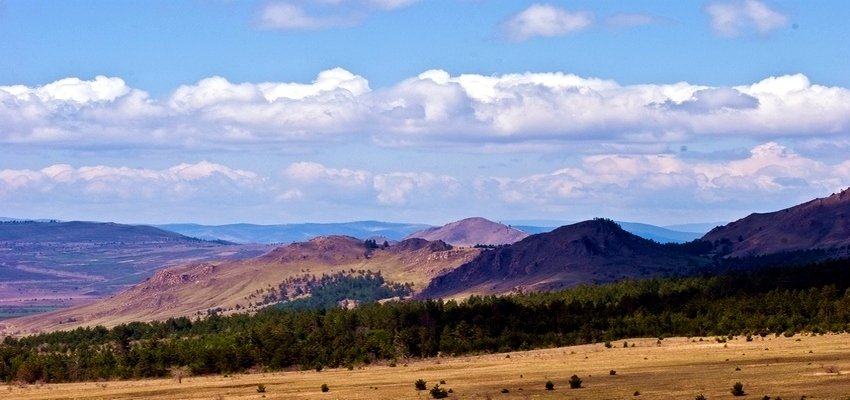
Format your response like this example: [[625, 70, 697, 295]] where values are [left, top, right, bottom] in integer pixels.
[[7, 333, 850, 399]]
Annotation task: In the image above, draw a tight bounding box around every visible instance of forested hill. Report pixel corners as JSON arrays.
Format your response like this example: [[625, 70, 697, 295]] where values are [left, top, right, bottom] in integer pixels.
[[420, 218, 708, 298], [4, 257, 850, 384]]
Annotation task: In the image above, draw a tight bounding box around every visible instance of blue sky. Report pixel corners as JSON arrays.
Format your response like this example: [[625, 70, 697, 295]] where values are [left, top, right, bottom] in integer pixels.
[[1, 0, 849, 226]]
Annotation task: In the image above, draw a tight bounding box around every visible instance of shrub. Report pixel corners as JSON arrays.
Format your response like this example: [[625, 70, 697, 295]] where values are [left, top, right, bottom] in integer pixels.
[[256, 384, 266, 393], [623, 341, 629, 348], [430, 385, 448, 399], [634, 390, 641, 396], [609, 369, 617, 375], [695, 395, 707, 400], [501, 388, 509, 393], [415, 379, 427, 391], [320, 384, 329, 392], [545, 380, 554, 390], [569, 374, 583, 389], [440, 380, 446, 384], [761, 396, 771, 400], [604, 341, 612, 348], [731, 382, 745, 396]]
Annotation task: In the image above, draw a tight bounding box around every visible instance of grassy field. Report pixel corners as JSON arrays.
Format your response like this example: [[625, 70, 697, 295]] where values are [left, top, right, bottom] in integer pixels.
[[7, 333, 850, 399]]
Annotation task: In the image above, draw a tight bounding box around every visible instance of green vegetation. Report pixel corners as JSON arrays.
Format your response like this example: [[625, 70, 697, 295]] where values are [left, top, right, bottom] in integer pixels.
[[569, 374, 583, 389], [415, 379, 427, 390], [4, 259, 850, 384], [248, 270, 413, 310], [429, 384, 448, 398]]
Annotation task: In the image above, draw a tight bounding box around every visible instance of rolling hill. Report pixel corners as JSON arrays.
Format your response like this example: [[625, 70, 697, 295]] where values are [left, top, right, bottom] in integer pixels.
[[1, 236, 479, 334], [702, 188, 850, 258], [419, 219, 707, 299], [405, 217, 529, 246]]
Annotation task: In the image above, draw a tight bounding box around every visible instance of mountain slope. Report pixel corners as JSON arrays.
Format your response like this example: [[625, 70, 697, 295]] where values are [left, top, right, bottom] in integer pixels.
[[406, 217, 528, 247], [702, 188, 850, 258], [157, 221, 430, 244], [420, 219, 706, 299], [2, 236, 479, 334], [0, 221, 265, 321]]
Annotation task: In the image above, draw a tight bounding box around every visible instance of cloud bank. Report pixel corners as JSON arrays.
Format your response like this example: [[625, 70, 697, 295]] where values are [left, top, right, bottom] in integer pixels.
[[2, 70, 848, 152], [4, 143, 849, 224]]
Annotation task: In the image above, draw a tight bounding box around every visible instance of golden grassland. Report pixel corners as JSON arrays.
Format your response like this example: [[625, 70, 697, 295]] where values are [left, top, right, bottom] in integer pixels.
[[7, 333, 850, 400]]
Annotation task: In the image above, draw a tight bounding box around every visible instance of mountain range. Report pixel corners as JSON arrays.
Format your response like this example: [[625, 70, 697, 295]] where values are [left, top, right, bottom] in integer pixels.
[[3, 188, 849, 335]]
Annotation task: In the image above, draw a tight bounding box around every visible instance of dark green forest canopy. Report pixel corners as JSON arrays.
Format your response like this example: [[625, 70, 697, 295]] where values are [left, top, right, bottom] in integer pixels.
[[3, 257, 850, 384]]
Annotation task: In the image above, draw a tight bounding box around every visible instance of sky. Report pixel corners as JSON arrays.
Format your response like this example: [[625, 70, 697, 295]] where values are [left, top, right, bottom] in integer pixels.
[[1, 0, 849, 226]]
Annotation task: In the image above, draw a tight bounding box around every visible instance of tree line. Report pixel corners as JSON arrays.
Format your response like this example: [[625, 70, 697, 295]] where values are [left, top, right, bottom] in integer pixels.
[[2, 257, 850, 384]]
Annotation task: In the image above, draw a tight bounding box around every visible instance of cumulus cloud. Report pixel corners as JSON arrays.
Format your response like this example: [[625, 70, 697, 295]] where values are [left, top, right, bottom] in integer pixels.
[[283, 161, 370, 186], [2, 70, 850, 151], [501, 4, 594, 41], [483, 142, 850, 215], [706, 0, 788, 37], [0, 161, 260, 200], [259, 0, 418, 30], [372, 172, 458, 205]]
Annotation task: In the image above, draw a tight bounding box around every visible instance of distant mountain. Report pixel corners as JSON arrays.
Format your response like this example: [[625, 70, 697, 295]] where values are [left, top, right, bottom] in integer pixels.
[[3, 236, 479, 334], [420, 219, 706, 299], [703, 188, 850, 258], [157, 221, 431, 244], [663, 222, 723, 234], [0, 220, 216, 243], [616, 222, 703, 244], [0, 221, 267, 321], [406, 217, 529, 247]]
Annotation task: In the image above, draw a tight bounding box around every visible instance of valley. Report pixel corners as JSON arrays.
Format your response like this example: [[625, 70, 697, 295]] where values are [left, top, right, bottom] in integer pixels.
[[7, 333, 850, 399]]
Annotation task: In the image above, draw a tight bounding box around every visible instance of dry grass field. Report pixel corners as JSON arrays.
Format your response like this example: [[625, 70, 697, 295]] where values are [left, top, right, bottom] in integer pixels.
[[7, 333, 850, 399]]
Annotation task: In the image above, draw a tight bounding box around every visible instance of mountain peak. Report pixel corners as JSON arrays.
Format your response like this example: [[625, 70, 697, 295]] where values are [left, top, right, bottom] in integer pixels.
[[703, 187, 850, 257], [406, 217, 528, 247]]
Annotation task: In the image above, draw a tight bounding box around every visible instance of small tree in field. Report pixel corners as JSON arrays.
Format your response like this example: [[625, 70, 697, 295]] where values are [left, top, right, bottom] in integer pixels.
[[731, 382, 745, 396], [569, 374, 583, 389], [430, 384, 448, 399], [415, 379, 427, 391], [545, 380, 554, 390]]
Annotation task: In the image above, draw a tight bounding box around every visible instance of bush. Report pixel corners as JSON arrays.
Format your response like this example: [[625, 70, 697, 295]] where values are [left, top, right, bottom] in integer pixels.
[[569, 374, 583, 389], [430, 384, 449, 399], [321, 383, 329, 392], [545, 380, 554, 390], [604, 341, 612, 348], [256, 384, 266, 393], [415, 379, 427, 391], [609, 369, 617, 375], [731, 382, 745, 396], [634, 390, 641, 396], [695, 395, 706, 400], [501, 388, 509, 393]]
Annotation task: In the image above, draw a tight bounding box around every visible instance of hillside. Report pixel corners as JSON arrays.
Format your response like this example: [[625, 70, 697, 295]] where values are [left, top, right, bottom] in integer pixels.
[[702, 188, 850, 257], [1, 236, 479, 334], [406, 217, 528, 247], [158, 221, 430, 244], [420, 219, 706, 298], [0, 221, 265, 321]]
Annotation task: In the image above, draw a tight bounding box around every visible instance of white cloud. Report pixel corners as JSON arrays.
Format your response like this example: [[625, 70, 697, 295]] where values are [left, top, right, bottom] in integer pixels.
[[372, 172, 458, 205], [283, 161, 370, 186], [483, 142, 850, 216], [0, 162, 260, 200], [2, 70, 850, 151], [706, 0, 788, 37], [258, 0, 418, 30], [501, 4, 594, 42]]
